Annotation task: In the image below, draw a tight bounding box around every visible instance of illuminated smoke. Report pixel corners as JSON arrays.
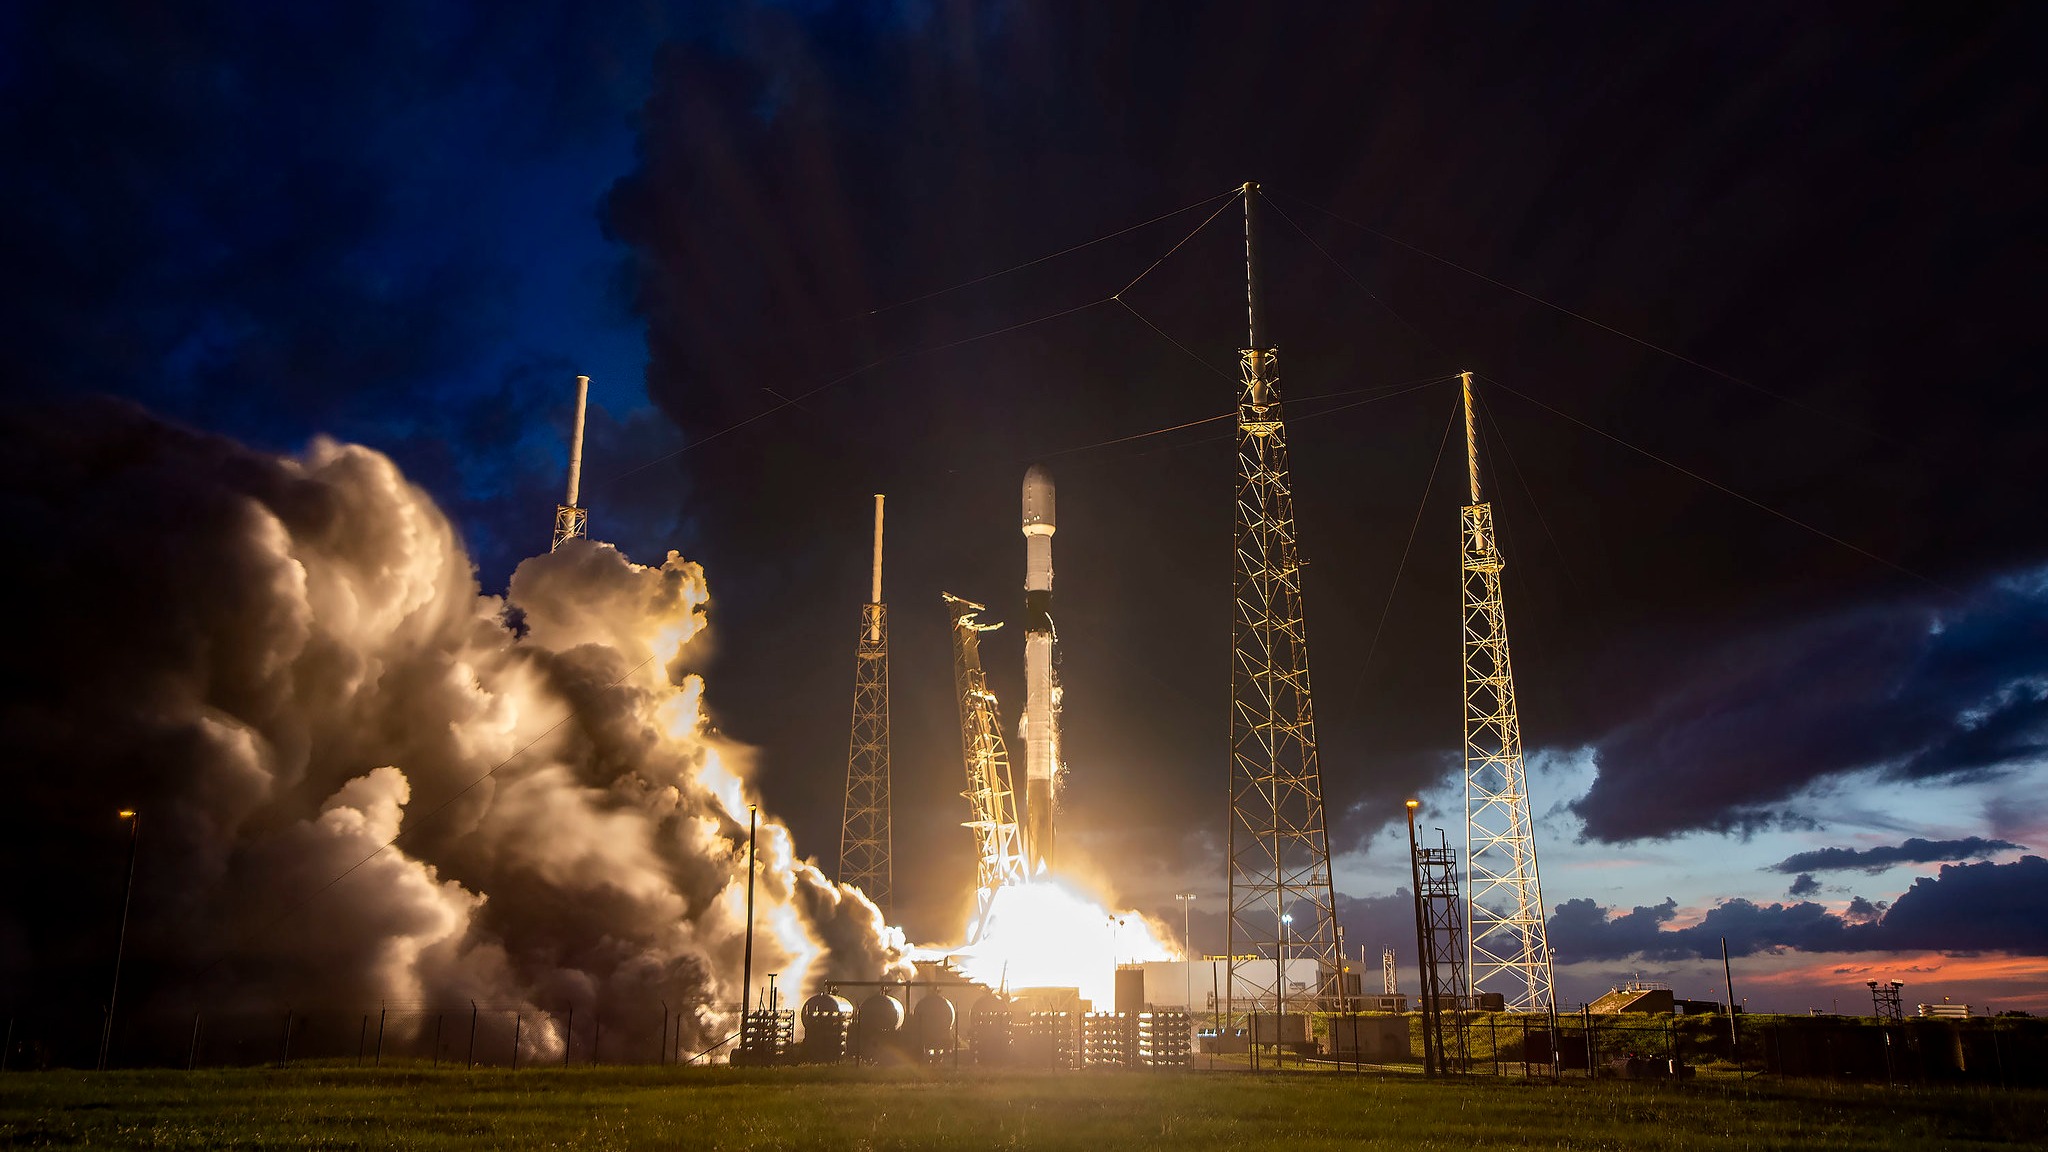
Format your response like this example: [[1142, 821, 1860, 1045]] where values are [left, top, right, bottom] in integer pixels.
[[0, 402, 906, 1058]]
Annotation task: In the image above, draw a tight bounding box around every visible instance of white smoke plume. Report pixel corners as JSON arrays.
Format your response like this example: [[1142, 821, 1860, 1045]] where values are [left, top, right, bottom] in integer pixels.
[[0, 401, 906, 1059]]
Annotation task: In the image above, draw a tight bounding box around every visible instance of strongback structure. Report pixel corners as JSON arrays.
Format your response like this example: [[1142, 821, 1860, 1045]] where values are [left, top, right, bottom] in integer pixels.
[[551, 374, 590, 551], [838, 495, 892, 915], [1226, 183, 1341, 1029], [1459, 371, 1557, 1014], [946, 593, 1029, 940]]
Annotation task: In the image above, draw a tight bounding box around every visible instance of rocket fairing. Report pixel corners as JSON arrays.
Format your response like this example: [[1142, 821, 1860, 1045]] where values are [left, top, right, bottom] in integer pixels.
[[1021, 464, 1057, 875]]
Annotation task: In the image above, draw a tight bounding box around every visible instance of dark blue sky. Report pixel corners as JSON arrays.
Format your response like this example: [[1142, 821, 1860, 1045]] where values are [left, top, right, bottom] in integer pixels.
[[5, 1, 2045, 1008]]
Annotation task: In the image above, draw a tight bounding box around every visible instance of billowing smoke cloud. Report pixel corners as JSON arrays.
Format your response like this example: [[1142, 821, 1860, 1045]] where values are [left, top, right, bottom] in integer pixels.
[[0, 401, 905, 1057], [1767, 836, 2024, 875], [1549, 855, 2048, 962]]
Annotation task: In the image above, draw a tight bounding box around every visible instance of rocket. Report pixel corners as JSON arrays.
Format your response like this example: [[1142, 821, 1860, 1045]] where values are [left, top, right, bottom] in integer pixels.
[[1021, 464, 1057, 875]]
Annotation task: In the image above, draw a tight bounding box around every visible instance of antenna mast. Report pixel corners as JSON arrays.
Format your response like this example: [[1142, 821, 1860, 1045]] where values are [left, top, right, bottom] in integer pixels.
[[551, 374, 591, 551], [838, 495, 893, 915], [1225, 182, 1342, 1045], [1459, 371, 1556, 1013]]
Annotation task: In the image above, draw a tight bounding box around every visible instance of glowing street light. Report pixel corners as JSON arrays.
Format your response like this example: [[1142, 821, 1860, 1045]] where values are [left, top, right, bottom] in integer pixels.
[[98, 809, 141, 1071], [1276, 911, 1294, 1069]]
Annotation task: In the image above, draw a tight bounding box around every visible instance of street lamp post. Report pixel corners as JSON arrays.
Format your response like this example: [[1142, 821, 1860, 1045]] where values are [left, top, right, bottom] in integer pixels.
[[98, 810, 140, 1071], [1277, 912, 1293, 1069], [1175, 893, 1197, 1018]]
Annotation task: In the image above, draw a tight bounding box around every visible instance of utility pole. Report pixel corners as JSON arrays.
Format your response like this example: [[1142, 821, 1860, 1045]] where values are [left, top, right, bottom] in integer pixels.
[[742, 805, 758, 1053], [97, 809, 140, 1071], [1406, 801, 1436, 1077]]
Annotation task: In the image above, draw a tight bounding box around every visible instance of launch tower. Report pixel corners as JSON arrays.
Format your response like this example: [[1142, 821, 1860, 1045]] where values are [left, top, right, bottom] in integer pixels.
[[551, 374, 591, 551], [1458, 371, 1556, 1013], [838, 495, 893, 915], [1225, 183, 1342, 1029], [946, 593, 1030, 939]]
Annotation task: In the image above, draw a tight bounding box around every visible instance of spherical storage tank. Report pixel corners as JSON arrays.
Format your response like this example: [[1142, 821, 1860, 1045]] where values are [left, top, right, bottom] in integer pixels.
[[800, 993, 854, 1063], [914, 993, 957, 1057], [855, 991, 905, 1063]]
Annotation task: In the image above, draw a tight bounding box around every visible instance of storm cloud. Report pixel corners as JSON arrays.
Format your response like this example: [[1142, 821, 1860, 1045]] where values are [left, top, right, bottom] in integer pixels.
[[1572, 572, 2048, 843], [1769, 837, 2025, 876], [1550, 856, 2048, 962]]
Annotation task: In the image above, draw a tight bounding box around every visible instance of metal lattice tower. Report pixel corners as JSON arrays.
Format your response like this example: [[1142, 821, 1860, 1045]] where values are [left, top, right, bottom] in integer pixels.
[[1459, 371, 1557, 1014], [945, 593, 1030, 941], [838, 495, 892, 915], [1226, 183, 1341, 1028], [1382, 947, 1398, 996], [551, 375, 591, 551]]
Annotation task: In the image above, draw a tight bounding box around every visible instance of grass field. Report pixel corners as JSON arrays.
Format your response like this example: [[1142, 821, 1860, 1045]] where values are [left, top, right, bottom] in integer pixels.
[[3, 1065, 2045, 1150]]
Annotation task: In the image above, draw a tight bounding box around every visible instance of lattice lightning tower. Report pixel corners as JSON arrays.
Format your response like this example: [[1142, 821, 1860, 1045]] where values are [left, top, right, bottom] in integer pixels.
[[838, 495, 892, 915], [1459, 371, 1556, 1013], [1226, 183, 1341, 1027]]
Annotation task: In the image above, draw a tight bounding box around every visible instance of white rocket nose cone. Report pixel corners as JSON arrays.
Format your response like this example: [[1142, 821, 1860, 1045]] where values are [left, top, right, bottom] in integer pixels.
[[1022, 464, 1055, 532]]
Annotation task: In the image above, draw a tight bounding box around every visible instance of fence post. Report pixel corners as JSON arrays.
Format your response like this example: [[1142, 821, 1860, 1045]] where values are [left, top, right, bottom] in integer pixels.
[[1582, 1005, 1595, 1077], [562, 1008, 572, 1069], [467, 1001, 478, 1069], [186, 1012, 202, 1070], [593, 1014, 602, 1067], [512, 1014, 521, 1071], [375, 1007, 386, 1067], [1490, 1014, 1499, 1076], [358, 1015, 369, 1065], [280, 1011, 294, 1068], [433, 1013, 443, 1067]]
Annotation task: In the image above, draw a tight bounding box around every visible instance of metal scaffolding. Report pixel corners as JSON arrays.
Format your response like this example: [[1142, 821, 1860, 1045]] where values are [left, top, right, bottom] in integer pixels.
[[1226, 183, 1341, 1037], [946, 593, 1029, 940], [1459, 371, 1556, 1014], [838, 496, 893, 915]]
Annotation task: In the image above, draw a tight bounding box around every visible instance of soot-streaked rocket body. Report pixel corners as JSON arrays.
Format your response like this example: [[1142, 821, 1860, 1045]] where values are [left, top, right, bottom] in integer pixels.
[[1021, 464, 1058, 874]]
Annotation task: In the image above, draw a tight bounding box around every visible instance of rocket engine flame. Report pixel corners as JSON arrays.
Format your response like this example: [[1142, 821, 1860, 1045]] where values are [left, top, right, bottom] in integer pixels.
[[0, 402, 907, 1061], [946, 877, 1179, 1008]]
